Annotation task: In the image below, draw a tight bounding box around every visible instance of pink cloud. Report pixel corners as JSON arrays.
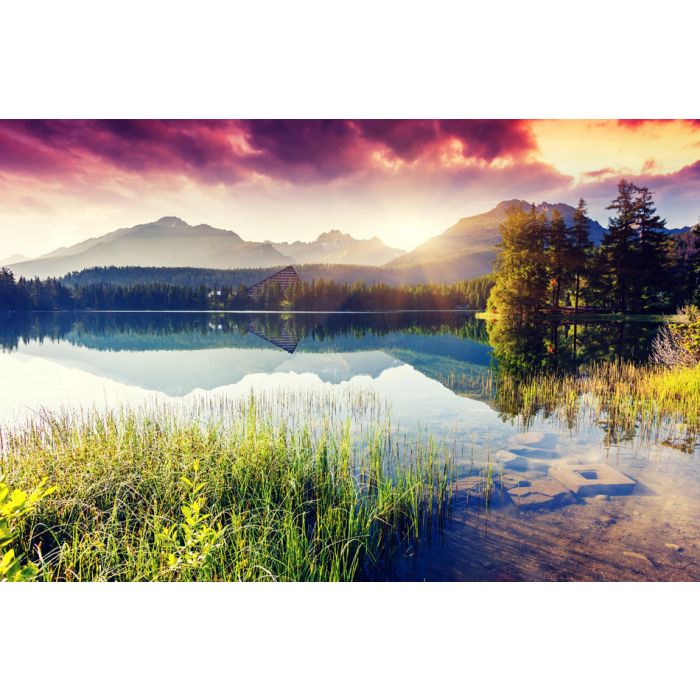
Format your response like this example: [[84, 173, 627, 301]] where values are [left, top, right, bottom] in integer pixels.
[[0, 119, 541, 187]]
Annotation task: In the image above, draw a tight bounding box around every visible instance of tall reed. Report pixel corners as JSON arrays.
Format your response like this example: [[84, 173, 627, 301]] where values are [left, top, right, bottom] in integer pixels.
[[0, 396, 454, 582], [447, 361, 700, 448]]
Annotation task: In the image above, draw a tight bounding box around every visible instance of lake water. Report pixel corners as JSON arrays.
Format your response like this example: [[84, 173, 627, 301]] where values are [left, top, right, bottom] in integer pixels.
[[1, 310, 699, 581]]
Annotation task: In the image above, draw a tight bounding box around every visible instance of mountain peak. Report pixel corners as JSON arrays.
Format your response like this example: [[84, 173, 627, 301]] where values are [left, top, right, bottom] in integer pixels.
[[494, 199, 531, 211], [317, 229, 350, 242], [537, 201, 575, 214], [155, 216, 188, 227], [389, 197, 610, 274], [493, 200, 578, 216], [266, 229, 403, 266], [0, 253, 29, 266]]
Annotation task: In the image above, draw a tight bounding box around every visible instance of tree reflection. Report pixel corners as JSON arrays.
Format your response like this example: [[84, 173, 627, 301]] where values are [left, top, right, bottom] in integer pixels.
[[488, 316, 662, 380], [486, 316, 671, 443]]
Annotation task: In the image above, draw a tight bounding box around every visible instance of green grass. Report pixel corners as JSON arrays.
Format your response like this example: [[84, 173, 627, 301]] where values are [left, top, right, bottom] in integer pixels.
[[491, 361, 700, 446], [0, 397, 454, 582]]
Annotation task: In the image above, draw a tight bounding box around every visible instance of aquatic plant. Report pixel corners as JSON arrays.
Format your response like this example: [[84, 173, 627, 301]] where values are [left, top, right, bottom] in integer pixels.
[[0, 477, 55, 581], [497, 361, 700, 447], [0, 396, 454, 582], [445, 359, 700, 450]]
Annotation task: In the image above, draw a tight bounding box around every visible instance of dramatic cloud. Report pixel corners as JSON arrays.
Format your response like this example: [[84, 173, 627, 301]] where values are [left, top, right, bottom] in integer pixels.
[[237, 119, 539, 181], [0, 119, 541, 186], [0, 120, 251, 184], [0, 119, 699, 257], [616, 119, 700, 130]]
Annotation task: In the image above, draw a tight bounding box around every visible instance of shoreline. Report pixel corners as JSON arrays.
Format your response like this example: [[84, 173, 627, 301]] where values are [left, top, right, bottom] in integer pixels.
[[5, 308, 484, 315], [4, 308, 679, 319], [475, 311, 678, 322]]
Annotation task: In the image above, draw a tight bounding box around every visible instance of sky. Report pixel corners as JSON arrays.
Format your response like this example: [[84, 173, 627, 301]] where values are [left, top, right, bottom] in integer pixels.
[[1, 119, 699, 259]]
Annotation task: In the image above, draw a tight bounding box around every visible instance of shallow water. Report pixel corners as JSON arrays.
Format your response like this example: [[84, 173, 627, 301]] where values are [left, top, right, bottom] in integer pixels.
[[1, 310, 698, 581]]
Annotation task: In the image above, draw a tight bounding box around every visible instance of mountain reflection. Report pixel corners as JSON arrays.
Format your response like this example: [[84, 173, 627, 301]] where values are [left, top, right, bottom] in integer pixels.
[[0, 311, 662, 399]]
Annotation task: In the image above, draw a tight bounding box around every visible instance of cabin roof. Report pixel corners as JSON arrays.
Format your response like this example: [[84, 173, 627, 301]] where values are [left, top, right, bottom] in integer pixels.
[[247, 265, 300, 294]]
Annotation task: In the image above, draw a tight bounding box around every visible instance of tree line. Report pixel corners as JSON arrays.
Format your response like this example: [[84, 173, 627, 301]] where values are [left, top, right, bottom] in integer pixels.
[[0, 269, 494, 312], [488, 180, 700, 318], [61, 263, 427, 288]]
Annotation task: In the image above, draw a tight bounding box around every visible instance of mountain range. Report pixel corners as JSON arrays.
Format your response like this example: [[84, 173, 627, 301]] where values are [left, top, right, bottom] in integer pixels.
[[4, 201, 691, 283], [7, 218, 404, 279], [267, 229, 404, 266], [386, 200, 608, 281]]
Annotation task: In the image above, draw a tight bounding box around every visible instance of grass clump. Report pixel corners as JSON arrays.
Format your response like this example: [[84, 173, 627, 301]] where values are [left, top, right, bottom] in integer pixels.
[[0, 398, 453, 582], [495, 361, 700, 447]]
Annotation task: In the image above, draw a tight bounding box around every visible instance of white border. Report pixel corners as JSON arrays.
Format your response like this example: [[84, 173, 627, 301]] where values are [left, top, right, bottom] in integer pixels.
[[3, 583, 699, 697], [2, 1, 698, 695], [1, 1, 698, 118]]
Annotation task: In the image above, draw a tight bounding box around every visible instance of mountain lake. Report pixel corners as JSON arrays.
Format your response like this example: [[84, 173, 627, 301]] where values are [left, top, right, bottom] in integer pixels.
[[1, 310, 698, 581]]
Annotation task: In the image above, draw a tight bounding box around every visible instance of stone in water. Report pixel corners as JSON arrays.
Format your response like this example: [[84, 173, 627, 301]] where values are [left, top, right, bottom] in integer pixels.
[[507, 479, 575, 510], [494, 449, 530, 472], [549, 463, 635, 497], [511, 431, 546, 446]]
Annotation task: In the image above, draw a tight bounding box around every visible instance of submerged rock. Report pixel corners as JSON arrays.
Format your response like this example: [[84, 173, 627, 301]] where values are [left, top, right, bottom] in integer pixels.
[[508, 479, 575, 510], [457, 476, 506, 507], [664, 543, 683, 552], [510, 447, 562, 460], [494, 449, 531, 472], [499, 469, 549, 489], [549, 463, 636, 497], [622, 551, 655, 567], [510, 431, 546, 446], [499, 472, 532, 489]]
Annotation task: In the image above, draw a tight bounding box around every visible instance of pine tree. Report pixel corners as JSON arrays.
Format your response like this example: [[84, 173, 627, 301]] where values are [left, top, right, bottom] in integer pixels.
[[602, 180, 639, 312], [0, 267, 17, 310], [568, 198, 593, 313], [488, 205, 548, 319], [634, 186, 670, 309], [546, 208, 569, 310]]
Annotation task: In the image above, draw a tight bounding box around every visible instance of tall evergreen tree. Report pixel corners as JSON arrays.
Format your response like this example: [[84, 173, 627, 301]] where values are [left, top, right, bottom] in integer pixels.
[[0, 267, 17, 311], [488, 205, 548, 319], [602, 180, 640, 312], [568, 198, 593, 313], [546, 208, 569, 310], [634, 186, 670, 309]]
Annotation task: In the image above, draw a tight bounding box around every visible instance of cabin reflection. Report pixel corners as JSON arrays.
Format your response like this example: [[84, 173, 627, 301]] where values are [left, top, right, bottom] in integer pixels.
[[246, 317, 300, 353]]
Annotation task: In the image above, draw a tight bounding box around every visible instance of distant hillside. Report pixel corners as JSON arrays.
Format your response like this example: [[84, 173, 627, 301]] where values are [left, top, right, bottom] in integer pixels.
[[668, 225, 693, 236], [60, 264, 409, 288], [0, 253, 28, 266], [10, 217, 291, 278], [268, 229, 404, 266], [60, 264, 494, 288], [8, 219, 406, 278], [387, 200, 608, 279]]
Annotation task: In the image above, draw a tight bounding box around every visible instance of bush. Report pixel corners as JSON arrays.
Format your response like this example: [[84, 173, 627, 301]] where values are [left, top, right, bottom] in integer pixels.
[[652, 305, 700, 367]]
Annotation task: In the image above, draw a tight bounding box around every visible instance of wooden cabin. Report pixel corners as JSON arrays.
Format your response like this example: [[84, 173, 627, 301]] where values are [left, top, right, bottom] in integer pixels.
[[247, 265, 300, 296]]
